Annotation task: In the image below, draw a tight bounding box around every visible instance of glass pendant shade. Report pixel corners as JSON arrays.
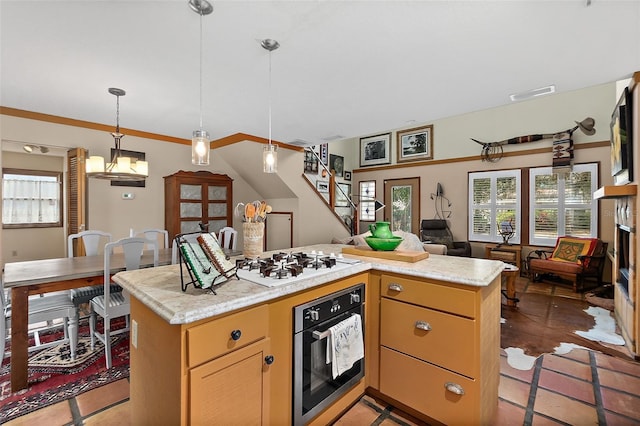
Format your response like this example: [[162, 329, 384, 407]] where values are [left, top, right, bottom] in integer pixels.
[[192, 129, 210, 165], [263, 144, 277, 173]]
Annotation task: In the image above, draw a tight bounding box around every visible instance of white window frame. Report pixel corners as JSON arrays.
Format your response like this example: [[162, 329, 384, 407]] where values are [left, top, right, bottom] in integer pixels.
[[2, 168, 63, 229], [529, 163, 598, 247], [468, 169, 521, 244]]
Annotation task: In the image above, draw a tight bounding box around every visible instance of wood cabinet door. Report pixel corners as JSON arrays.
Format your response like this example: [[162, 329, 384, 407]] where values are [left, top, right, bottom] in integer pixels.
[[189, 338, 271, 425]]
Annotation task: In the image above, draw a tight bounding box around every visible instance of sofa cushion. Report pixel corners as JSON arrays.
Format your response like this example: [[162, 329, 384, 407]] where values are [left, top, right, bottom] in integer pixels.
[[550, 237, 598, 264]]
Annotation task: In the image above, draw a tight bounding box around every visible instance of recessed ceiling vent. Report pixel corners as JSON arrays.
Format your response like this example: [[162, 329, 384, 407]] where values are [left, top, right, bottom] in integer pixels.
[[509, 85, 556, 102], [288, 139, 315, 147]]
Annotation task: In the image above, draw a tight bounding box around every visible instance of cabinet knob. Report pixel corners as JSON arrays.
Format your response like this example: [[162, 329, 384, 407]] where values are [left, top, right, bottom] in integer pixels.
[[415, 320, 432, 331], [264, 355, 275, 365], [388, 283, 404, 292], [230, 329, 242, 341], [444, 382, 465, 395]]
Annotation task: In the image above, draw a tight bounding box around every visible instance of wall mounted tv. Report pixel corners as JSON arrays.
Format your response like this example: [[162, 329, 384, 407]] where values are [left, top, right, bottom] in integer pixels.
[[610, 86, 633, 186]]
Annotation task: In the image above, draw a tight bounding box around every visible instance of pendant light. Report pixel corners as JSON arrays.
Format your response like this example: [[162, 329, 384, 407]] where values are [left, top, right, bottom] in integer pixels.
[[86, 88, 149, 181], [262, 38, 279, 173], [189, 0, 213, 165]]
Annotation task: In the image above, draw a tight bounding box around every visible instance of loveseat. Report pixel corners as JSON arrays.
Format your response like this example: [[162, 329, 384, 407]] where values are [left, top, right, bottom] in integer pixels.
[[528, 236, 608, 292]]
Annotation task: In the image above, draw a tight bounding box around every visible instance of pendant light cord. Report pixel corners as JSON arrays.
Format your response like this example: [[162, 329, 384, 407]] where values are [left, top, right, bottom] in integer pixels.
[[268, 50, 272, 146], [199, 11, 204, 131]]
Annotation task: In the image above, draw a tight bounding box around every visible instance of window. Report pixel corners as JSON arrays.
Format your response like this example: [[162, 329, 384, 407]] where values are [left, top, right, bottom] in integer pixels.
[[468, 170, 521, 243], [529, 163, 598, 246], [2, 168, 63, 228], [358, 180, 376, 221]]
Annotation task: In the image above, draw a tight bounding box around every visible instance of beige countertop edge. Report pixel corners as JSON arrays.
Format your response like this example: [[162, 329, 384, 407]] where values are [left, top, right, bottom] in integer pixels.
[[113, 244, 504, 325]]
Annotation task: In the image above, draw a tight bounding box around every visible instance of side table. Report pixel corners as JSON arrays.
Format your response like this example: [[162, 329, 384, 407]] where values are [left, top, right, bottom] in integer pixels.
[[485, 244, 522, 271], [501, 264, 519, 307]]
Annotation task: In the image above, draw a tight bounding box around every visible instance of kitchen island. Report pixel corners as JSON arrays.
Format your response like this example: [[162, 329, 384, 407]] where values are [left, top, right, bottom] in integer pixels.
[[113, 244, 503, 425]]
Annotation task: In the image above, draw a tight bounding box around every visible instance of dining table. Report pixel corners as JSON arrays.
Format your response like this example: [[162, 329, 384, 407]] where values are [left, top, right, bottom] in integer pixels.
[[2, 248, 174, 392]]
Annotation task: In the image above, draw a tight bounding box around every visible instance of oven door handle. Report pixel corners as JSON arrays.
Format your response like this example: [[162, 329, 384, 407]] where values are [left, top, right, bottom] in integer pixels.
[[311, 313, 358, 340]]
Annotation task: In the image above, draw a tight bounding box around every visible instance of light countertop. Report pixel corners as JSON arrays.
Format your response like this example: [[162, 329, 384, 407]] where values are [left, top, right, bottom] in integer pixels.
[[113, 244, 503, 325]]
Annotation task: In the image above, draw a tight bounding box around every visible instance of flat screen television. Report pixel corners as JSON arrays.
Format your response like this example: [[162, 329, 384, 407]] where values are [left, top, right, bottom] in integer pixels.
[[610, 86, 633, 185]]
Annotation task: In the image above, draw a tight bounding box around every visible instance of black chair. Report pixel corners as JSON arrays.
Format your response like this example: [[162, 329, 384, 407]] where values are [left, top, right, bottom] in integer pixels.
[[420, 219, 471, 257]]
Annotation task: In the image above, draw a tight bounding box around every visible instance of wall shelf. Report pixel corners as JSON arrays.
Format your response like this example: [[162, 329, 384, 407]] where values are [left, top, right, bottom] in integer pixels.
[[593, 184, 637, 200]]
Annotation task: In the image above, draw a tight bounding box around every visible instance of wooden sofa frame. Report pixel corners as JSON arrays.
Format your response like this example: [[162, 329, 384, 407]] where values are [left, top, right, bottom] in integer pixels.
[[527, 239, 608, 292]]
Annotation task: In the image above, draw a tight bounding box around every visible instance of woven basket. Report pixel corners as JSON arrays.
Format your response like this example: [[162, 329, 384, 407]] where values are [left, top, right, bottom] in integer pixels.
[[242, 222, 264, 259]]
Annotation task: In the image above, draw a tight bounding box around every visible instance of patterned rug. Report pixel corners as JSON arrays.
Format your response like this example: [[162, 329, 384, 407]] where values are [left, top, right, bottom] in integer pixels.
[[0, 318, 129, 423]]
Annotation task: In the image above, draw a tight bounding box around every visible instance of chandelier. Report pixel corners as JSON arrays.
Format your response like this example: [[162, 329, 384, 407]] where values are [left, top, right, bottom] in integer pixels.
[[86, 88, 148, 181]]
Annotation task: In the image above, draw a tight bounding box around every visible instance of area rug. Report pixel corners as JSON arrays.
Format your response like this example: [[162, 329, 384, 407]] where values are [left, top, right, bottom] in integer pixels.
[[0, 319, 129, 423], [501, 291, 626, 371]]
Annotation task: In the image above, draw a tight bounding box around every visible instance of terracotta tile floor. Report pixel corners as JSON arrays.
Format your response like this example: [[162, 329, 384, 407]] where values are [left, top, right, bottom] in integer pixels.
[[4, 279, 640, 425]]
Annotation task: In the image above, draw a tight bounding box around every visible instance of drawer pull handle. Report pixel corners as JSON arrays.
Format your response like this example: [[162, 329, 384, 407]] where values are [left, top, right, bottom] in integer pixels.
[[444, 382, 465, 395], [388, 283, 404, 292], [415, 321, 432, 331], [230, 329, 242, 341], [264, 355, 275, 365]]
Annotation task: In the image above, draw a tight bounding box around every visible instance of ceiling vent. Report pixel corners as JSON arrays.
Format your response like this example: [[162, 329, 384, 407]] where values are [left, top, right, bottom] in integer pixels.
[[509, 85, 556, 102]]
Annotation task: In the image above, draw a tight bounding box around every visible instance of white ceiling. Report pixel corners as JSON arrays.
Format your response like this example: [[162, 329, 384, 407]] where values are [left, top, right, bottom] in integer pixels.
[[1, 0, 639, 148]]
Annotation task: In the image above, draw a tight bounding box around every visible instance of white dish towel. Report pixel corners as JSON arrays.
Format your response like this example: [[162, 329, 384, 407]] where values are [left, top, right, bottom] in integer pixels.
[[326, 313, 364, 379]]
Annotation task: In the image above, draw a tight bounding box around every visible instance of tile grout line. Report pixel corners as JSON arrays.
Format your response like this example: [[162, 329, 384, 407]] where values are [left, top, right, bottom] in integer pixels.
[[590, 351, 608, 425], [523, 354, 543, 425]]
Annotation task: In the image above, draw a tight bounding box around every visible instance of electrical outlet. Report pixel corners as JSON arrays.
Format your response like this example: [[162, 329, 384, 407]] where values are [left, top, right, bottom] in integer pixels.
[[132, 320, 138, 348]]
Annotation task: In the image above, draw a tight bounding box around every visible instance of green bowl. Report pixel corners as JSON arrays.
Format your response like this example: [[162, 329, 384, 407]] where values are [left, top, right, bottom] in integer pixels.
[[364, 236, 403, 251]]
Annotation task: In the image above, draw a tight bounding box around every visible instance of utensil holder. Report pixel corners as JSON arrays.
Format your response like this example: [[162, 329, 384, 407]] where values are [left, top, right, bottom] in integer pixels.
[[243, 222, 264, 259]]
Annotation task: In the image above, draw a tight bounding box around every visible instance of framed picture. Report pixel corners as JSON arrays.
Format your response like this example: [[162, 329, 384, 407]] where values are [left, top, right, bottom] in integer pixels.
[[360, 133, 391, 167], [336, 183, 351, 207], [320, 143, 328, 165], [316, 180, 329, 193], [344, 170, 352, 181], [329, 154, 344, 177], [396, 124, 433, 163], [110, 149, 146, 187], [304, 150, 318, 173]]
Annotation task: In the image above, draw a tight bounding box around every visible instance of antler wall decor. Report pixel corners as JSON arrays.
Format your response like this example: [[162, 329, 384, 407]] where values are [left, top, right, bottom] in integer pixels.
[[471, 117, 596, 162]]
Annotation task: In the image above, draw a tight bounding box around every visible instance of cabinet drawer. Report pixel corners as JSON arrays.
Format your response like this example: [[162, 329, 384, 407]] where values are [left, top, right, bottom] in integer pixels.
[[187, 305, 268, 367], [380, 274, 476, 318], [380, 347, 478, 425], [490, 250, 516, 262], [380, 298, 476, 377]]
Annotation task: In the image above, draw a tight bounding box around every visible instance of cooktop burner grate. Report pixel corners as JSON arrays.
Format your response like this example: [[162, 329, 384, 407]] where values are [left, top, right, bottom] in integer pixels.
[[236, 251, 359, 287]]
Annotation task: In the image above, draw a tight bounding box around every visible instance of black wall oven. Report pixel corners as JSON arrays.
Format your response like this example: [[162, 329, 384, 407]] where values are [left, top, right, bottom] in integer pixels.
[[293, 283, 365, 425]]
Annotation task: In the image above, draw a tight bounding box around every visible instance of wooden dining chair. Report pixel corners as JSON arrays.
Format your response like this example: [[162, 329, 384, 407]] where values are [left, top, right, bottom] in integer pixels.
[[218, 226, 238, 250], [89, 237, 158, 369], [1, 283, 78, 360]]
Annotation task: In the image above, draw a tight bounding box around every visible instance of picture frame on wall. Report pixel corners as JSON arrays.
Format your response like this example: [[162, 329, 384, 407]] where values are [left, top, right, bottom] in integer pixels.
[[397, 124, 433, 163], [344, 170, 352, 181], [336, 183, 351, 207], [329, 154, 344, 177], [320, 143, 329, 165], [360, 133, 391, 167], [304, 149, 318, 173], [316, 180, 329, 193]]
